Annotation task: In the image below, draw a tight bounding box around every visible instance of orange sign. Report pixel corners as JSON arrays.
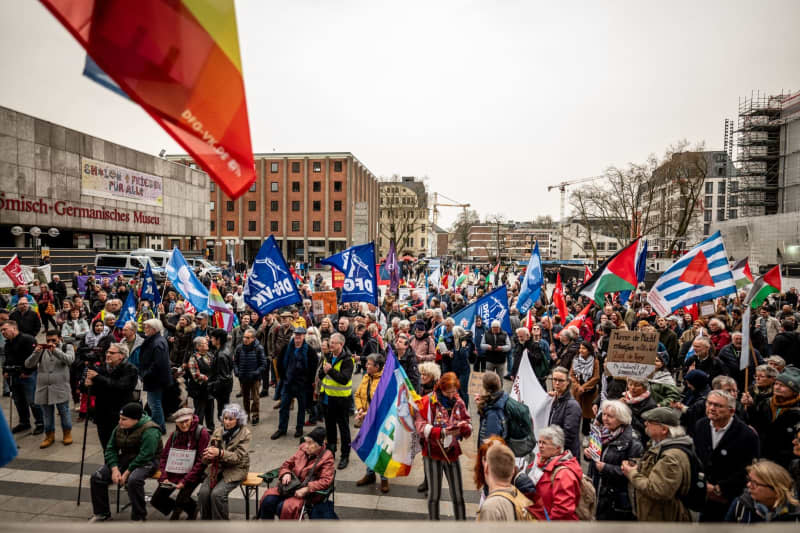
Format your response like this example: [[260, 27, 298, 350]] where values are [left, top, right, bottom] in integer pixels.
[[331, 267, 345, 288], [312, 291, 338, 315]]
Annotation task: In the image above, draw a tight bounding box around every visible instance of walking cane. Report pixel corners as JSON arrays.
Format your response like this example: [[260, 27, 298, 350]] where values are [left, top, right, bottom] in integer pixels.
[[76, 386, 91, 506]]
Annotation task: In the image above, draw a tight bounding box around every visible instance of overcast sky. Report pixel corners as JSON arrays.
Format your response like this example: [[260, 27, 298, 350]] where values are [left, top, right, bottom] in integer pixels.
[[2, 1, 799, 229]]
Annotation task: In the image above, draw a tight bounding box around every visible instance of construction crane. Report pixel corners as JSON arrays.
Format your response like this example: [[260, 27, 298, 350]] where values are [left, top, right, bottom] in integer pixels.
[[547, 175, 605, 260], [430, 192, 470, 257]]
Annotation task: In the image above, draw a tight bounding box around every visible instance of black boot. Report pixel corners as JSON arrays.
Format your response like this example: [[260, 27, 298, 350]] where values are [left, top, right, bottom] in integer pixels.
[[427, 501, 440, 520]]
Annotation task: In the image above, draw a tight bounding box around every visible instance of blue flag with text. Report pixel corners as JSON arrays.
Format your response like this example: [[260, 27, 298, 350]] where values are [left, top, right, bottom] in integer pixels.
[[140, 262, 161, 306], [321, 242, 378, 305], [244, 235, 302, 315]]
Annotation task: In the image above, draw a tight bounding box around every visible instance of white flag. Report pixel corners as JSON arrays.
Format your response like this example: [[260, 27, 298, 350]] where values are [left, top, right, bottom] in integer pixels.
[[740, 307, 751, 371], [510, 349, 554, 465]]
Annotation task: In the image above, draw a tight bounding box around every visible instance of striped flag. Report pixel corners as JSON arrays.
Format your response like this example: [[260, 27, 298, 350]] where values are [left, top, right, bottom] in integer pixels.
[[744, 265, 782, 309], [455, 266, 469, 287], [647, 231, 736, 317], [731, 257, 755, 289]]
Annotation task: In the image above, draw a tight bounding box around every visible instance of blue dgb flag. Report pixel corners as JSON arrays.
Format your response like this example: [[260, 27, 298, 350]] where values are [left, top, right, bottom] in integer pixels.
[[321, 242, 378, 305], [140, 262, 161, 306], [244, 235, 302, 315]]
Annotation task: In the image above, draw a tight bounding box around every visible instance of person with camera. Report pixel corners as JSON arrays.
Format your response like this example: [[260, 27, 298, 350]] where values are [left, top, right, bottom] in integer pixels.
[[1, 319, 44, 434], [257, 426, 334, 520], [86, 342, 140, 449], [24, 329, 74, 448]]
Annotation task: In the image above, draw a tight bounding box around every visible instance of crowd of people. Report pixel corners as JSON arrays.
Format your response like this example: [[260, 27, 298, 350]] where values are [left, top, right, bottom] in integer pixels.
[[1, 260, 799, 523]]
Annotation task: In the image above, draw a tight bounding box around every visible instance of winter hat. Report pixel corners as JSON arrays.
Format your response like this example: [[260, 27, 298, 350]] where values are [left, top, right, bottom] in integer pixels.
[[656, 349, 670, 368], [171, 407, 194, 423], [305, 427, 326, 446], [684, 369, 710, 391], [414, 320, 426, 331], [776, 365, 800, 394], [120, 402, 144, 420]]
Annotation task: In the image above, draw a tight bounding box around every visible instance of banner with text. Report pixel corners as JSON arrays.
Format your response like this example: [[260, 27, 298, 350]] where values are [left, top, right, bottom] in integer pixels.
[[605, 329, 658, 379], [81, 157, 163, 207]]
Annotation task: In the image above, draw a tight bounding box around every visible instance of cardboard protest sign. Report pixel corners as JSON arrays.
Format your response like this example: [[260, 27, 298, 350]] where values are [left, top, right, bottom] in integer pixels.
[[468, 371, 485, 397], [604, 329, 658, 380], [398, 287, 410, 302], [699, 301, 715, 317], [312, 291, 338, 315]]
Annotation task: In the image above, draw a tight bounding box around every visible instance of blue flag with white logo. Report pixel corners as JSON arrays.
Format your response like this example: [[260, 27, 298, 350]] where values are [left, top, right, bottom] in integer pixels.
[[116, 289, 137, 328], [166, 248, 209, 314], [140, 262, 161, 306], [321, 242, 378, 305], [451, 299, 478, 331], [475, 285, 513, 335], [516, 241, 543, 315], [244, 235, 302, 316]]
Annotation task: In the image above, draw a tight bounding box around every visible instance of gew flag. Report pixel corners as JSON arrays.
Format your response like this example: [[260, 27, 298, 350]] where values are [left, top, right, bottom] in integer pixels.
[[244, 235, 301, 315], [516, 241, 543, 315], [647, 231, 736, 317], [166, 248, 209, 314], [352, 348, 421, 478], [321, 243, 379, 305], [140, 262, 161, 306]]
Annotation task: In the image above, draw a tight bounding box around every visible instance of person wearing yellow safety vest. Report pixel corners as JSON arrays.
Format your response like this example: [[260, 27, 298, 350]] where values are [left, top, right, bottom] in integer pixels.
[[318, 332, 354, 470]]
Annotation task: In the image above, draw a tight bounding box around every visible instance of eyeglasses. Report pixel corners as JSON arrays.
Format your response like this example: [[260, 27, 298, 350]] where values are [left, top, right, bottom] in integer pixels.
[[705, 401, 729, 409], [551, 378, 567, 383], [106, 350, 121, 355], [747, 477, 773, 490]]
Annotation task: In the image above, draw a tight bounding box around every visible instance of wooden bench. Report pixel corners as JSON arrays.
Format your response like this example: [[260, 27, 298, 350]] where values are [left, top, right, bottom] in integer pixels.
[[240, 472, 266, 520]]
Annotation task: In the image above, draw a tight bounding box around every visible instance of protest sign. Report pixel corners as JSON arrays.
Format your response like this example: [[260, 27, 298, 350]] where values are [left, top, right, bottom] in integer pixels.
[[468, 371, 485, 397], [699, 301, 715, 317], [312, 291, 338, 315], [604, 329, 658, 379], [331, 267, 345, 289], [398, 287, 410, 302], [587, 424, 603, 462]]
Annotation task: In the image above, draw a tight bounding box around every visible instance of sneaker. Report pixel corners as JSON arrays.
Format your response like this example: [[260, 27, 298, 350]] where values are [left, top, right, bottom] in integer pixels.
[[88, 514, 111, 523], [11, 423, 31, 434]]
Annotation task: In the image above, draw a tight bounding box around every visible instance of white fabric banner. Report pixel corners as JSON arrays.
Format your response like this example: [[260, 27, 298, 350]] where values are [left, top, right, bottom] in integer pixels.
[[510, 349, 554, 466], [0, 263, 51, 289]]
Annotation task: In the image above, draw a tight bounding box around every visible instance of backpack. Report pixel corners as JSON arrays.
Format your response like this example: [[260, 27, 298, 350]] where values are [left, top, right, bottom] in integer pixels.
[[485, 489, 535, 521], [656, 443, 707, 512], [503, 397, 535, 457], [552, 465, 597, 520]]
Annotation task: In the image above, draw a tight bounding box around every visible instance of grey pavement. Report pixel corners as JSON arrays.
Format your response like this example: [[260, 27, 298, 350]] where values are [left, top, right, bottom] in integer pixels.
[[0, 371, 482, 522]]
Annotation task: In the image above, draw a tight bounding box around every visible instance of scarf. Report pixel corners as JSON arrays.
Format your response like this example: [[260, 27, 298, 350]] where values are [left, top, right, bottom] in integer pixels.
[[623, 389, 651, 405], [770, 393, 800, 421], [572, 354, 595, 383], [600, 424, 624, 445]]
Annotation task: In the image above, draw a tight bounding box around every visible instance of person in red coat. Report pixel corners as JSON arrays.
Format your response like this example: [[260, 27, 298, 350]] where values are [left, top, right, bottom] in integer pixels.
[[258, 427, 335, 520], [528, 425, 582, 520], [414, 371, 472, 520], [150, 408, 211, 519], [708, 318, 731, 354]]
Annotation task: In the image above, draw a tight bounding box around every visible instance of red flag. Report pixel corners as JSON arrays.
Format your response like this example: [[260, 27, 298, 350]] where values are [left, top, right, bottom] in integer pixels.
[[289, 266, 302, 282], [683, 303, 699, 322], [565, 301, 593, 330], [2, 255, 25, 287], [184, 300, 196, 314], [524, 309, 535, 331], [552, 272, 567, 321], [39, 0, 257, 199], [584, 266, 593, 284]]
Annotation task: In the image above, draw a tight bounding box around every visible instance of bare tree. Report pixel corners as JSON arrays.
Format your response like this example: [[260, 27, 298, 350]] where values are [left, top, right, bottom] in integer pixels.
[[483, 214, 506, 264], [379, 181, 428, 257], [449, 208, 480, 260]]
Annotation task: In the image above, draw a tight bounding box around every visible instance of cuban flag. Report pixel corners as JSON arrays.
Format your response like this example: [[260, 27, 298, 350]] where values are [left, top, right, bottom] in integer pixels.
[[140, 262, 161, 306], [166, 248, 209, 314], [647, 231, 736, 317]]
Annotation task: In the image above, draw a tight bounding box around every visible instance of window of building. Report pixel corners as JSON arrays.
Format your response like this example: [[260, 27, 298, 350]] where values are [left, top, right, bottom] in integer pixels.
[[717, 195, 725, 208], [705, 195, 713, 207], [608, 242, 618, 251], [292, 181, 300, 192], [312, 161, 321, 172], [226, 201, 234, 211], [704, 210, 712, 222], [313, 200, 321, 211], [210, 201, 215, 211], [312, 221, 321, 232], [714, 153, 726, 162], [582, 241, 592, 251], [333, 221, 342, 232], [226, 220, 234, 231], [291, 221, 300, 232], [210, 220, 215, 232], [408, 237, 414, 247], [270, 200, 279, 211], [717, 209, 725, 221], [334, 181, 342, 192], [248, 200, 256, 211], [270, 162, 279, 173], [291, 162, 301, 173], [728, 209, 737, 219], [717, 166, 725, 177], [248, 220, 256, 231], [704, 223, 710, 235], [210, 182, 216, 192], [333, 200, 342, 211], [334, 161, 343, 172], [271, 182, 278, 192], [270, 221, 278, 232], [596, 242, 605, 251], [705, 182, 713, 194], [249, 182, 256, 192], [292, 201, 300, 211], [718, 181, 726, 194], [730, 181, 738, 193], [420, 238, 425, 248], [313, 181, 321, 192], [729, 195, 738, 207]]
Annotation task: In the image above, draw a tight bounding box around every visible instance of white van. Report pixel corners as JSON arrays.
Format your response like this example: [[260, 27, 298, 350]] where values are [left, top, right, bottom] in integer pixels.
[[94, 254, 163, 278], [130, 248, 172, 269]]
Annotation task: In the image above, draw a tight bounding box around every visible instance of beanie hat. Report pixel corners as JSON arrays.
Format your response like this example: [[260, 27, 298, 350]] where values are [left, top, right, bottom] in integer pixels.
[[684, 369, 710, 391], [776, 365, 800, 394], [120, 402, 144, 420], [414, 320, 426, 331], [306, 427, 326, 446]]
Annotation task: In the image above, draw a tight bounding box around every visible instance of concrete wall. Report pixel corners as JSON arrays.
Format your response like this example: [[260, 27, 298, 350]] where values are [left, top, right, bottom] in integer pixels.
[[712, 211, 800, 270], [0, 106, 209, 239]]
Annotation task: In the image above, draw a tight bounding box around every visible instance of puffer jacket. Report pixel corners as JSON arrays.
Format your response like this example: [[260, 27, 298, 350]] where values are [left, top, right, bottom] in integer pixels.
[[234, 340, 267, 384], [529, 450, 583, 520], [625, 434, 693, 522], [158, 415, 210, 485], [477, 391, 507, 448], [354, 368, 383, 412], [588, 424, 643, 520]]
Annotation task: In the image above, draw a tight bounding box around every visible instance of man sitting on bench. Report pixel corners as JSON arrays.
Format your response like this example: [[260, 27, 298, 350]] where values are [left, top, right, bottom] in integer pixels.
[[88, 402, 163, 522], [258, 427, 334, 520]]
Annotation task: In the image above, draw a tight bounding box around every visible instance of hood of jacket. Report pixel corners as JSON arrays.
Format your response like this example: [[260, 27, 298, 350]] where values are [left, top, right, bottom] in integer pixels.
[[652, 433, 694, 450]]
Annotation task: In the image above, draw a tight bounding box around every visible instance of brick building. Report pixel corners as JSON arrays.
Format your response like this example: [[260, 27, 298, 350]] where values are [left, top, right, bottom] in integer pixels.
[[167, 152, 379, 264], [467, 222, 560, 262]]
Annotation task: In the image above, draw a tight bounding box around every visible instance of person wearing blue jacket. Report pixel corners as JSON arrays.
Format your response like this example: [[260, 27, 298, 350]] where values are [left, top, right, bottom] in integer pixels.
[[477, 371, 508, 449], [234, 328, 267, 425], [140, 319, 173, 433], [473, 316, 487, 372]]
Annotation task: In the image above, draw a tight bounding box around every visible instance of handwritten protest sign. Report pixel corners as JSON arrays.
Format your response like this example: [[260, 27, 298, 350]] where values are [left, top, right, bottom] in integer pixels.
[[605, 329, 658, 380], [468, 371, 485, 397], [312, 291, 338, 315], [398, 287, 410, 302]]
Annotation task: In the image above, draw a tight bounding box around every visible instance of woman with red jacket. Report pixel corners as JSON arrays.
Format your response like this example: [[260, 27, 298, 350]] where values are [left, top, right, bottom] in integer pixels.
[[414, 371, 472, 520], [528, 425, 582, 520]]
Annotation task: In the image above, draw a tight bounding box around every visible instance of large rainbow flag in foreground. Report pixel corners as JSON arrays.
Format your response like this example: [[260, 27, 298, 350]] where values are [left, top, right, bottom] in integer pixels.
[[39, 0, 256, 199], [352, 349, 421, 478]]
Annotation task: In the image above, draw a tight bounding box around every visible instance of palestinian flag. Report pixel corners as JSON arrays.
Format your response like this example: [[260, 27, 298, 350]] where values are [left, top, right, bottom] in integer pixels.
[[583, 266, 593, 284], [486, 263, 500, 286], [455, 266, 469, 287], [578, 238, 640, 304], [731, 257, 754, 289], [744, 265, 782, 309]]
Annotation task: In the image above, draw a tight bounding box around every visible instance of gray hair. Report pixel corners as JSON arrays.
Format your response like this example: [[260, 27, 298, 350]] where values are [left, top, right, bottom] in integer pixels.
[[245, 327, 257, 336], [433, 309, 443, 319], [600, 399, 633, 426], [193, 336, 208, 348], [391, 317, 400, 326], [711, 375, 736, 391], [538, 425, 565, 451], [627, 376, 650, 391], [123, 320, 137, 332], [491, 320, 501, 328], [694, 336, 712, 349], [143, 318, 163, 333], [366, 353, 385, 369], [560, 328, 574, 340], [551, 366, 570, 382], [668, 425, 687, 438], [330, 332, 346, 345], [767, 355, 786, 368], [708, 389, 736, 409], [399, 320, 410, 329], [444, 317, 455, 327], [756, 364, 779, 378], [221, 403, 248, 425], [305, 327, 322, 351], [708, 318, 726, 330], [111, 342, 129, 358], [419, 361, 441, 382]]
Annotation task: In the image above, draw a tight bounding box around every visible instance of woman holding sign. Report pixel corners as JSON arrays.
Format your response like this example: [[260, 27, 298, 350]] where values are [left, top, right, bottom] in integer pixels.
[[569, 341, 600, 439]]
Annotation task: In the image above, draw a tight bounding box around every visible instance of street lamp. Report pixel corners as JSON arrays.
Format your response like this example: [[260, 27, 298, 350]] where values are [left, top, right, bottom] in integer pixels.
[[10, 226, 59, 265]]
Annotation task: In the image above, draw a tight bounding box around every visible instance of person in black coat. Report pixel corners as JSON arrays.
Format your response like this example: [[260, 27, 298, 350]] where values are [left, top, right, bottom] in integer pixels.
[[234, 328, 267, 424], [394, 334, 421, 393], [674, 368, 711, 438], [9, 299, 41, 338], [208, 329, 233, 419], [694, 389, 761, 522], [139, 319, 173, 433], [1, 321, 44, 433], [586, 400, 643, 521], [547, 366, 582, 459], [272, 328, 318, 438], [85, 342, 139, 448], [683, 337, 728, 381], [622, 377, 658, 444]]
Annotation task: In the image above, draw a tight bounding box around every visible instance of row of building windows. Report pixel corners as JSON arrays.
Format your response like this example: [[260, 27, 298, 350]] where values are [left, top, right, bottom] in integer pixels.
[[210, 220, 343, 233], [582, 241, 619, 252], [379, 237, 424, 248], [269, 161, 344, 173], [211, 180, 345, 194], [214, 200, 344, 212]]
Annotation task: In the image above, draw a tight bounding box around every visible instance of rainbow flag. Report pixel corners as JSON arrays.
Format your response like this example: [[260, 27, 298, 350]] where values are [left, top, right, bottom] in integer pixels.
[[208, 281, 234, 332], [352, 348, 421, 478], [40, 0, 256, 199]]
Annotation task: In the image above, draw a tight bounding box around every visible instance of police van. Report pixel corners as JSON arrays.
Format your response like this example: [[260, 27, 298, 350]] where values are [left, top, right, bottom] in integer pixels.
[[94, 254, 164, 278]]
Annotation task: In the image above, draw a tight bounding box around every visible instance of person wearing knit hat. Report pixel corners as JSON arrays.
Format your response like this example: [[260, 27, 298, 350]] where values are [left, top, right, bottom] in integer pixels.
[[88, 401, 162, 522], [750, 365, 800, 467]]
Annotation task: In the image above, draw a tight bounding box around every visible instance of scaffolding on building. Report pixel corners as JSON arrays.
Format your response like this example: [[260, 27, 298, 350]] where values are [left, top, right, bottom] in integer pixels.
[[735, 91, 791, 217]]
